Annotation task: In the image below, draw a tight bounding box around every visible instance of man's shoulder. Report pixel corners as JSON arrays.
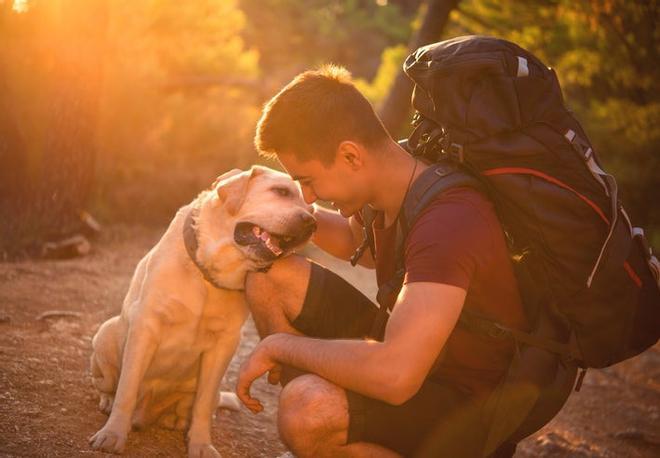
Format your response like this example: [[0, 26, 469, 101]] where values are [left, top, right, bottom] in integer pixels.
[[411, 185, 498, 232]]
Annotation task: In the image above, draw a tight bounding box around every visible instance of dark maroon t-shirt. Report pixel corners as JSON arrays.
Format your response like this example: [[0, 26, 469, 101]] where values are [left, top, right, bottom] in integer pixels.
[[368, 186, 526, 396]]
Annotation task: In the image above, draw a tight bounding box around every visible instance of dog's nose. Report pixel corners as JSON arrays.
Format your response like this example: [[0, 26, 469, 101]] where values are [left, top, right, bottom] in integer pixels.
[[299, 212, 317, 230]]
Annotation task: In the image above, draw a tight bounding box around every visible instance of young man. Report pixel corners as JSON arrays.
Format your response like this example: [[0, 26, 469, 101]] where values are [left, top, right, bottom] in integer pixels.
[[236, 65, 527, 457]]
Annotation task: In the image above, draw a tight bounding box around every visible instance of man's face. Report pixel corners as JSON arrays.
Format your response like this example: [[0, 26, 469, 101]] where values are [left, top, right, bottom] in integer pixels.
[[277, 147, 369, 218]]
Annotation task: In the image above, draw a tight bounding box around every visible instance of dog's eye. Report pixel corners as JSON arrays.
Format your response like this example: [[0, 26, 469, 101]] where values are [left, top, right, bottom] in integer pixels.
[[272, 187, 291, 198]]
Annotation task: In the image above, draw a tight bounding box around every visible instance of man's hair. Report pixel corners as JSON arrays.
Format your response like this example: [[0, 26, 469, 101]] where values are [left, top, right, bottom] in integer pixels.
[[255, 65, 391, 164]]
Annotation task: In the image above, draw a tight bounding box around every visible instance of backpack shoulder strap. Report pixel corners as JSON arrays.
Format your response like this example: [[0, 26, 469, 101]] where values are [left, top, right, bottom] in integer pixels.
[[375, 161, 483, 310], [401, 161, 484, 234]]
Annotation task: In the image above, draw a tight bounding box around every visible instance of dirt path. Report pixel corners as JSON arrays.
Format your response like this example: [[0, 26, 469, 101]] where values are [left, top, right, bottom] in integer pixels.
[[1, 225, 658, 457]]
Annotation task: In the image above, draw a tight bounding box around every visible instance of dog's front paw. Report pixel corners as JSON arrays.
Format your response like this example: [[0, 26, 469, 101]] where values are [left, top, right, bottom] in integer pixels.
[[88, 424, 128, 454], [188, 442, 222, 458]]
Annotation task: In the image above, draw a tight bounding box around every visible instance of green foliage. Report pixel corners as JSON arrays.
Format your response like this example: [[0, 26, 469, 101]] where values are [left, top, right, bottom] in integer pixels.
[[2, 0, 657, 250], [238, 0, 412, 80], [94, 0, 260, 223], [355, 44, 409, 105]]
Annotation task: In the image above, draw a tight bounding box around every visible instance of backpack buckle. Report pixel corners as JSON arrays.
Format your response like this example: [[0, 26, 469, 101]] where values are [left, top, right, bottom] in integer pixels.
[[488, 323, 509, 339], [446, 142, 464, 162], [411, 111, 423, 127]]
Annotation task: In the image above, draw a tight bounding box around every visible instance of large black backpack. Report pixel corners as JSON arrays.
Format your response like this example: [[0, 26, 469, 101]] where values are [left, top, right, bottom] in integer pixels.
[[352, 35, 660, 453]]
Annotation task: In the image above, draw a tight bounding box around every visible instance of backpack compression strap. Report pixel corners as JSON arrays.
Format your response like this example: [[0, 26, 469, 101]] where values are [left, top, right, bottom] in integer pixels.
[[350, 205, 378, 267]]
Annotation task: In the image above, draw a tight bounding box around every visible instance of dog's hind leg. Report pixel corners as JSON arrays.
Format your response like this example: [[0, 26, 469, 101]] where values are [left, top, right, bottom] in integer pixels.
[[156, 392, 194, 431], [90, 316, 123, 414]]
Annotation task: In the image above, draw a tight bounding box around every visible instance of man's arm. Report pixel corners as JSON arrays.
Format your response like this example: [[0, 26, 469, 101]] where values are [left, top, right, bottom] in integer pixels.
[[236, 281, 465, 411], [311, 205, 375, 269]]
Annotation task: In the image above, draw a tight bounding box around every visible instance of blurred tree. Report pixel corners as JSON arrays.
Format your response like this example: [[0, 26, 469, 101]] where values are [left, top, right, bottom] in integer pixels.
[[378, 0, 460, 135], [92, 0, 259, 223], [0, 65, 29, 258], [0, 0, 109, 256], [1, 0, 261, 256], [238, 0, 413, 85]]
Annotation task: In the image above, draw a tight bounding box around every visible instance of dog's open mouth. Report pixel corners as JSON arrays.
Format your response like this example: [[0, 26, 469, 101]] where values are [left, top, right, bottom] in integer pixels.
[[234, 222, 312, 260]]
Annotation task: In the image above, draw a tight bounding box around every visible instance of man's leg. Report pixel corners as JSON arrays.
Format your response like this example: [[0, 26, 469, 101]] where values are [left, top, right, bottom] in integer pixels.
[[277, 374, 400, 458], [245, 256, 399, 457]]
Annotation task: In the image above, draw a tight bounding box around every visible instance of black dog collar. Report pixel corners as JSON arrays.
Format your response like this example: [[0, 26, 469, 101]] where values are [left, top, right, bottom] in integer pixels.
[[182, 205, 271, 291]]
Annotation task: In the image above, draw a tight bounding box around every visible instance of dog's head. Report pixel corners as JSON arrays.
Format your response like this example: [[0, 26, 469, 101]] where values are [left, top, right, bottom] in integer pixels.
[[212, 166, 316, 266]]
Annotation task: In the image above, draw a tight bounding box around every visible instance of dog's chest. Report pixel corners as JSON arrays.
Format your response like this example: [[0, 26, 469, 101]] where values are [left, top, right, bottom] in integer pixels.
[[195, 288, 248, 345], [170, 287, 247, 351]]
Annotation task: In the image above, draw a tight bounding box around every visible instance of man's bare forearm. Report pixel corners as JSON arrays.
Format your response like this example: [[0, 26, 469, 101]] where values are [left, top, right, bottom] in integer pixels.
[[311, 206, 360, 260], [262, 333, 408, 404], [311, 206, 374, 268]]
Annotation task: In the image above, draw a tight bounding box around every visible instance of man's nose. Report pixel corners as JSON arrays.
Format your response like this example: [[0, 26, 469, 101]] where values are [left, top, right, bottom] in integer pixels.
[[301, 186, 317, 205]]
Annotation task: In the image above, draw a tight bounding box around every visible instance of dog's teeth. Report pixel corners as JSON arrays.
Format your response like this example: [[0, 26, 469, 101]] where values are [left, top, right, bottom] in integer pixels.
[[264, 236, 283, 256], [252, 226, 261, 237]]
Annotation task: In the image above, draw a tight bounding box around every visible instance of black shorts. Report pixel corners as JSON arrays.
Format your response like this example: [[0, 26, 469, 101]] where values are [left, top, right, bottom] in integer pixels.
[[291, 262, 492, 457]]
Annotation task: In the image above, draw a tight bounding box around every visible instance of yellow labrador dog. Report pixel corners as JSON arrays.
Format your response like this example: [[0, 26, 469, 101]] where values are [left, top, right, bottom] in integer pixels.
[[89, 166, 315, 457]]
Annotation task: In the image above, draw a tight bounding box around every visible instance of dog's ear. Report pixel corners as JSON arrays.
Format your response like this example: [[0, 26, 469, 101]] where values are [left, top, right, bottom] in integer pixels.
[[216, 167, 264, 215], [211, 169, 242, 189]]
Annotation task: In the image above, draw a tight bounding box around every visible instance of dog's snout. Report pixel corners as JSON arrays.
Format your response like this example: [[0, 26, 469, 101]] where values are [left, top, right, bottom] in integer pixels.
[[299, 212, 317, 230]]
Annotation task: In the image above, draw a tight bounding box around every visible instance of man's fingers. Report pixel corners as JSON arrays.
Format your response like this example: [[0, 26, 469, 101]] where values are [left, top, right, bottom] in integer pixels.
[[236, 364, 267, 414], [237, 380, 263, 414], [236, 373, 255, 408], [246, 399, 263, 414]]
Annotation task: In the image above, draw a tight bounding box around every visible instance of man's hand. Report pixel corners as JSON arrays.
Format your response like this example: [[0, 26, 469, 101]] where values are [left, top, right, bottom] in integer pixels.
[[236, 336, 280, 413]]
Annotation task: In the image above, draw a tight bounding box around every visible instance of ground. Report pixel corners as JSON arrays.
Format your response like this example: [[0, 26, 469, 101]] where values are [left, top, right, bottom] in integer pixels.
[[0, 225, 659, 458]]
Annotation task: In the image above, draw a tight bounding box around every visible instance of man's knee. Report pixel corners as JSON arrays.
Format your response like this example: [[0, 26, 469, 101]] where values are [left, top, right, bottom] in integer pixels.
[[278, 374, 349, 457]]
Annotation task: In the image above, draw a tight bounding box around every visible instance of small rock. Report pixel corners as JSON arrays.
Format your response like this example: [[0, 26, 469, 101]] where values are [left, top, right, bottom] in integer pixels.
[[36, 310, 82, 321], [25, 408, 40, 417], [613, 429, 646, 441], [79, 210, 102, 238], [612, 429, 660, 446], [535, 432, 595, 457], [41, 234, 91, 259]]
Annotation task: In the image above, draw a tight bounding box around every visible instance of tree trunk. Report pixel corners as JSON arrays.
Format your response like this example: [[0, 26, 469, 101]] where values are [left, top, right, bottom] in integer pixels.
[[0, 73, 30, 256], [378, 0, 460, 137], [0, 0, 108, 257], [38, 0, 108, 240]]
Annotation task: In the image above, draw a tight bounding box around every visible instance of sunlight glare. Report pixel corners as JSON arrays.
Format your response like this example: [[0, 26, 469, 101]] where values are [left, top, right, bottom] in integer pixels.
[[12, 0, 29, 13]]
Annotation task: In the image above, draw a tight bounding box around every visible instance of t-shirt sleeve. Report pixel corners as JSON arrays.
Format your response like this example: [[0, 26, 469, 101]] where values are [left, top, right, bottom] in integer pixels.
[[403, 189, 495, 290]]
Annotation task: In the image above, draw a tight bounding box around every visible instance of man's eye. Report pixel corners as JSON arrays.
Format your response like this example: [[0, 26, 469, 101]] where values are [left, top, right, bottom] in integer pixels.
[[272, 187, 291, 197]]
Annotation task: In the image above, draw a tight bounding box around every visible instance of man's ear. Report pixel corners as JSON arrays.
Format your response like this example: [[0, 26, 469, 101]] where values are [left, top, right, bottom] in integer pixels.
[[337, 141, 364, 170], [215, 166, 264, 215]]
